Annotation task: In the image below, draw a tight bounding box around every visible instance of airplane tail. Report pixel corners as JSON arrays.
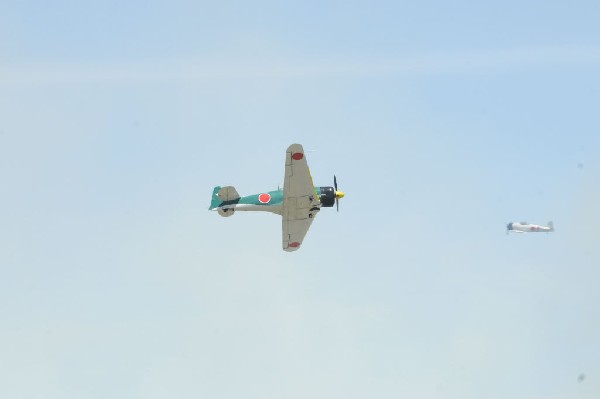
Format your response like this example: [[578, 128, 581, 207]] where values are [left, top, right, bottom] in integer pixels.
[[208, 186, 241, 210], [548, 221, 554, 232]]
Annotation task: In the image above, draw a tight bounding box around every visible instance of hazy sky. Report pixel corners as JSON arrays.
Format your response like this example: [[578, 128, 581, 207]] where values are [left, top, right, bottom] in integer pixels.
[[1, 1, 599, 398]]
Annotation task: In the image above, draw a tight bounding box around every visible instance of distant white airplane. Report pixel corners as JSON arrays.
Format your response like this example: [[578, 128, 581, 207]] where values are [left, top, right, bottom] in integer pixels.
[[506, 221, 554, 234]]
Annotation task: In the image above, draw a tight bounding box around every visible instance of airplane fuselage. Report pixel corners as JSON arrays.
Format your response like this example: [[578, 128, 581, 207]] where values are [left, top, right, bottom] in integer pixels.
[[212, 187, 328, 214], [211, 183, 345, 218], [214, 189, 285, 216]]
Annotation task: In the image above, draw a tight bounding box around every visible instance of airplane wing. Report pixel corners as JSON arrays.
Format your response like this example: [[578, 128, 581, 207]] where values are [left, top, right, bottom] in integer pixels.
[[282, 144, 321, 252]]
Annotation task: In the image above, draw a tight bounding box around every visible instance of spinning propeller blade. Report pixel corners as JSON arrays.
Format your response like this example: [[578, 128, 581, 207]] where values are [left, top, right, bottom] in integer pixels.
[[334, 175, 343, 212]]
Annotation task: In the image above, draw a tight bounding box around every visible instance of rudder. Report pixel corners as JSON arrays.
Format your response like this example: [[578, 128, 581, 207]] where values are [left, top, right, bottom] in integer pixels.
[[209, 186, 222, 210]]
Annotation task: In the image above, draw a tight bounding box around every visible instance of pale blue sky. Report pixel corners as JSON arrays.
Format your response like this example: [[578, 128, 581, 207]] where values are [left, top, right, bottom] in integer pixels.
[[1, 1, 599, 398]]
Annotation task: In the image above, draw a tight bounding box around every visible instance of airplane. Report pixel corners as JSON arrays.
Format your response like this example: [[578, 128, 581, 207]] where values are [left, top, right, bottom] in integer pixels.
[[506, 221, 554, 234], [208, 143, 345, 252]]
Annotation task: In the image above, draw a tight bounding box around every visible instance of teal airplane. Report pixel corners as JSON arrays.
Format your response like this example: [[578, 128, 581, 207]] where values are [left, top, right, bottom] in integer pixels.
[[209, 144, 345, 252]]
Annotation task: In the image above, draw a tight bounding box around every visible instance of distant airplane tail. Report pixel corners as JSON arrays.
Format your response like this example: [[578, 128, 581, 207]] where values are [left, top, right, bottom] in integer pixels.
[[548, 221, 554, 232]]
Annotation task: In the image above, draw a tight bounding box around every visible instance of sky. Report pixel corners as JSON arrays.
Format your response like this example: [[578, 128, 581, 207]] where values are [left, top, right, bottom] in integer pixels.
[[1, 1, 599, 398]]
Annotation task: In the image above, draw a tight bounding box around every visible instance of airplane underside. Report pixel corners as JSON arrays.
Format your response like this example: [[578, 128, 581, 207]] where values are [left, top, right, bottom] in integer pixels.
[[216, 203, 284, 216]]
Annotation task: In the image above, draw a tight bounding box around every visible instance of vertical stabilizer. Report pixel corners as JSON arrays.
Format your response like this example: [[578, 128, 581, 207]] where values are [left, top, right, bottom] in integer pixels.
[[548, 221, 554, 231], [209, 186, 222, 210]]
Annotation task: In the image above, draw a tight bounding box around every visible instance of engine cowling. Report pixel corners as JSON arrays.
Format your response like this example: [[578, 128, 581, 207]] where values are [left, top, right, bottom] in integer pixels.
[[218, 208, 235, 217], [318, 186, 335, 207]]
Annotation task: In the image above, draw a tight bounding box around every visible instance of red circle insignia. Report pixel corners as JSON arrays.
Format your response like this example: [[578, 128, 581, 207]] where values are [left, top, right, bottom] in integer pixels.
[[292, 152, 304, 160], [289, 242, 301, 248], [258, 193, 271, 204]]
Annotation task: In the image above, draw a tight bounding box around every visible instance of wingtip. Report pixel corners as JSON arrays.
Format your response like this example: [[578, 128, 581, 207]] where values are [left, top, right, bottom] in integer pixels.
[[287, 143, 304, 152], [283, 241, 302, 252]]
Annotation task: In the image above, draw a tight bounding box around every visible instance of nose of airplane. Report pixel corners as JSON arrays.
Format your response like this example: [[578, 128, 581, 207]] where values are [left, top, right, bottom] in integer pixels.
[[335, 190, 345, 199], [506, 223, 513, 231]]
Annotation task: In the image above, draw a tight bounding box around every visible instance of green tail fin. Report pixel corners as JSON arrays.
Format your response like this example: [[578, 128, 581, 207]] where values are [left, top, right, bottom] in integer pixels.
[[209, 186, 222, 210]]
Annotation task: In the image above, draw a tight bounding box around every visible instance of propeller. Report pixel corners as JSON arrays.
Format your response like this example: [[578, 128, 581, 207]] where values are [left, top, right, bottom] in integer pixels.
[[334, 175, 338, 212], [334, 175, 344, 212]]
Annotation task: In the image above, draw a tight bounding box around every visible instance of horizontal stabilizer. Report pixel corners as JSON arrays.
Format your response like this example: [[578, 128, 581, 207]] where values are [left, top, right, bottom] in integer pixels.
[[209, 186, 240, 210], [218, 186, 240, 201]]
